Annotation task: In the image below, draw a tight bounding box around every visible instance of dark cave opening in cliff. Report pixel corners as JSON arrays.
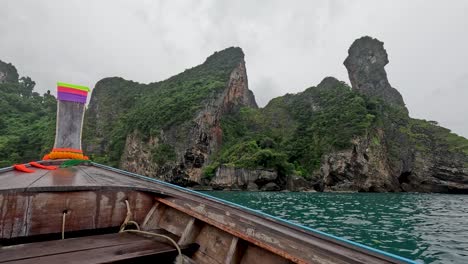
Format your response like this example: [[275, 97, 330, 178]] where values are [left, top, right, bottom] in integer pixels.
[[398, 171, 412, 184]]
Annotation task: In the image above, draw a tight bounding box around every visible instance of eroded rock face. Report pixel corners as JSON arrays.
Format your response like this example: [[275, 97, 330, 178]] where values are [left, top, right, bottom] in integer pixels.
[[178, 60, 257, 184], [210, 165, 279, 190], [84, 39, 468, 193], [403, 152, 468, 193], [321, 131, 401, 192], [182, 61, 257, 182], [119, 131, 159, 178], [118, 59, 257, 185], [323, 36, 468, 193], [261, 182, 280, 191], [0, 60, 19, 84], [344, 36, 407, 110], [401, 132, 468, 193], [286, 175, 315, 192]]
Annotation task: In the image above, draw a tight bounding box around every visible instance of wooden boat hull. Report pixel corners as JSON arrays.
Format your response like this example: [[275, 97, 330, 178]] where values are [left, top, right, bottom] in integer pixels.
[[0, 161, 417, 264]]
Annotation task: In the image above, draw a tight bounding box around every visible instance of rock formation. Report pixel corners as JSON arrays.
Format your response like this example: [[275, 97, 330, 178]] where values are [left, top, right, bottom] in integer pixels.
[[321, 36, 468, 193], [2, 37, 466, 192], [180, 60, 257, 184], [344, 36, 407, 110], [210, 165, 277, 190], [81, 38, 468, 193], [0, 60, 19, 84], [84, 47, 258, 186]]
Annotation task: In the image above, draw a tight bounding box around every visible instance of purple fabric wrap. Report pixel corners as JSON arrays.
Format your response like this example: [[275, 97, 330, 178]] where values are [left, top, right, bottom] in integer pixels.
[[57, 92, 87, 104]]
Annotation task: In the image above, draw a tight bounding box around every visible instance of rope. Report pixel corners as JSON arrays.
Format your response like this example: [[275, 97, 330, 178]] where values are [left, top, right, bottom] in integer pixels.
[[119, 200, 182, 260], [119, 200, 132, 232], [62, 212, 67, 240], [120, 230, 182, 257], [126, 220, 140, 231]]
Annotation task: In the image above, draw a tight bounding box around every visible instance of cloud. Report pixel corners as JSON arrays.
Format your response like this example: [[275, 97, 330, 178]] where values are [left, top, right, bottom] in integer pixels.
[[1, 0, 467, 137]]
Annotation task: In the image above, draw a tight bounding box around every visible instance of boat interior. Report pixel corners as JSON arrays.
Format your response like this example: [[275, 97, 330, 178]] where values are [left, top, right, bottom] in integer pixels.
[[0, 161, 414, 264]]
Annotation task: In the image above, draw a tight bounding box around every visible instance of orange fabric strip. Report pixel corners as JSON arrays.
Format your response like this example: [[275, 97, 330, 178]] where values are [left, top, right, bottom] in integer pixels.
[[29, 162, 58, 170], [47, 151, 89, 160], [13, 164, 35, 173]]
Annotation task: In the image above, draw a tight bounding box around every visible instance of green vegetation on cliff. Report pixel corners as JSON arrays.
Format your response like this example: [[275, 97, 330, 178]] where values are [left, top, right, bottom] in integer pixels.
[[0, 64, 56, 167], [3, 38, 468, 192], [2, 44, 468, 194], [83, 47, 245, 166], [130, 47, 244, 134], [208, 77, 468, 180], [212, 78, 375, 177], [405, 119, 468, 155]]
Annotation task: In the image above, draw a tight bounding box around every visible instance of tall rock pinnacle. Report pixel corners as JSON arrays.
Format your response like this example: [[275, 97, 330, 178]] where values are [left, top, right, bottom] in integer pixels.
[[344, 36, 407, 111], [0, 60, 19, 84]]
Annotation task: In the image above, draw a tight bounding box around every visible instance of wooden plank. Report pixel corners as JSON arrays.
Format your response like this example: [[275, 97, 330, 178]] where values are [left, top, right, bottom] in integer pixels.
[[0, 170, 50, 192], [178, 218, 203, 246], [225, 237, 246, 264], [0, 165, 166, 194], [0, 232, 149, 262], [241, 244, 293, 264], [0, 164, 178, 195], [192, 224, 234, 264], [0, 193, 33, 238], [3, 240, 174, 264], [0, 191, 153, 239], [141, 202, 159, 228], [79, 166, 152, 190], [0, 230, 192, 264], [130, 228, 181, 243], [156, 197, 394, 264], [141, 203, 166, 231], [157, 207, 193, 237], [26, 167, 99, 190], [225, 237, 239, 264]]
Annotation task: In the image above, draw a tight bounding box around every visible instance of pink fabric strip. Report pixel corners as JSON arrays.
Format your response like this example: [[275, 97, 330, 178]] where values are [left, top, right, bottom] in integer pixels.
[[57, 86, 89, 96]]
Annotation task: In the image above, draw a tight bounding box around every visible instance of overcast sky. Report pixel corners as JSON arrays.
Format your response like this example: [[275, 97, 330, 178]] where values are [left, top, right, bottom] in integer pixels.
[[1, 0, 467, 137]]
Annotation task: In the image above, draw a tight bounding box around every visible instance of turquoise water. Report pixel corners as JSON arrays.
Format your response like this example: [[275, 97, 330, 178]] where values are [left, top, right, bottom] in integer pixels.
[[203, 191, 468, 263]]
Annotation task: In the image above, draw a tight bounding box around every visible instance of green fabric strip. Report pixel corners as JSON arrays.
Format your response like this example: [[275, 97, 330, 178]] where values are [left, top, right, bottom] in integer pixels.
[[57, 82, 90, 92]]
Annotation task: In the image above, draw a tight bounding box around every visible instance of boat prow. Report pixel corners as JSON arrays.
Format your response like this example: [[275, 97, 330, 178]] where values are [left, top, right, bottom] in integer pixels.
[[0, 160, 418, 264]]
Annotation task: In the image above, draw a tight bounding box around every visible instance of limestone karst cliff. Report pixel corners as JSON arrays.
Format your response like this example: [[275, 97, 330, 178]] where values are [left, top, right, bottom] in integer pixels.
[[1, 38, 465, 192], [320, 36, 468, 193], [0, 60, 19, 84], [344, 37, 407, 110], [54, 37, 468, 193], [83, 47, 257, 186]]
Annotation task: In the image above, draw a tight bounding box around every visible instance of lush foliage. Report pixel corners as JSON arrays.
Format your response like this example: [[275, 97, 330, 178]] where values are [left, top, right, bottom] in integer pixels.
[[405, 119, 468, 155], [152, 143, 177, 165], [128, 47, 243, 134], [210, 80, 375, 177], [0, 73, 56, 167], [84, 47, 245, 165], [5, 49, 467, 184], [211, 79, 468, 178]]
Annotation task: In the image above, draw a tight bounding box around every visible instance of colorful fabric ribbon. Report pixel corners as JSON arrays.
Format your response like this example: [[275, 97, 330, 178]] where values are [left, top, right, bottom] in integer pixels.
[[56, 82, 90, 104], [29, 162, 58, 170], [13, 164, 35, 173]]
